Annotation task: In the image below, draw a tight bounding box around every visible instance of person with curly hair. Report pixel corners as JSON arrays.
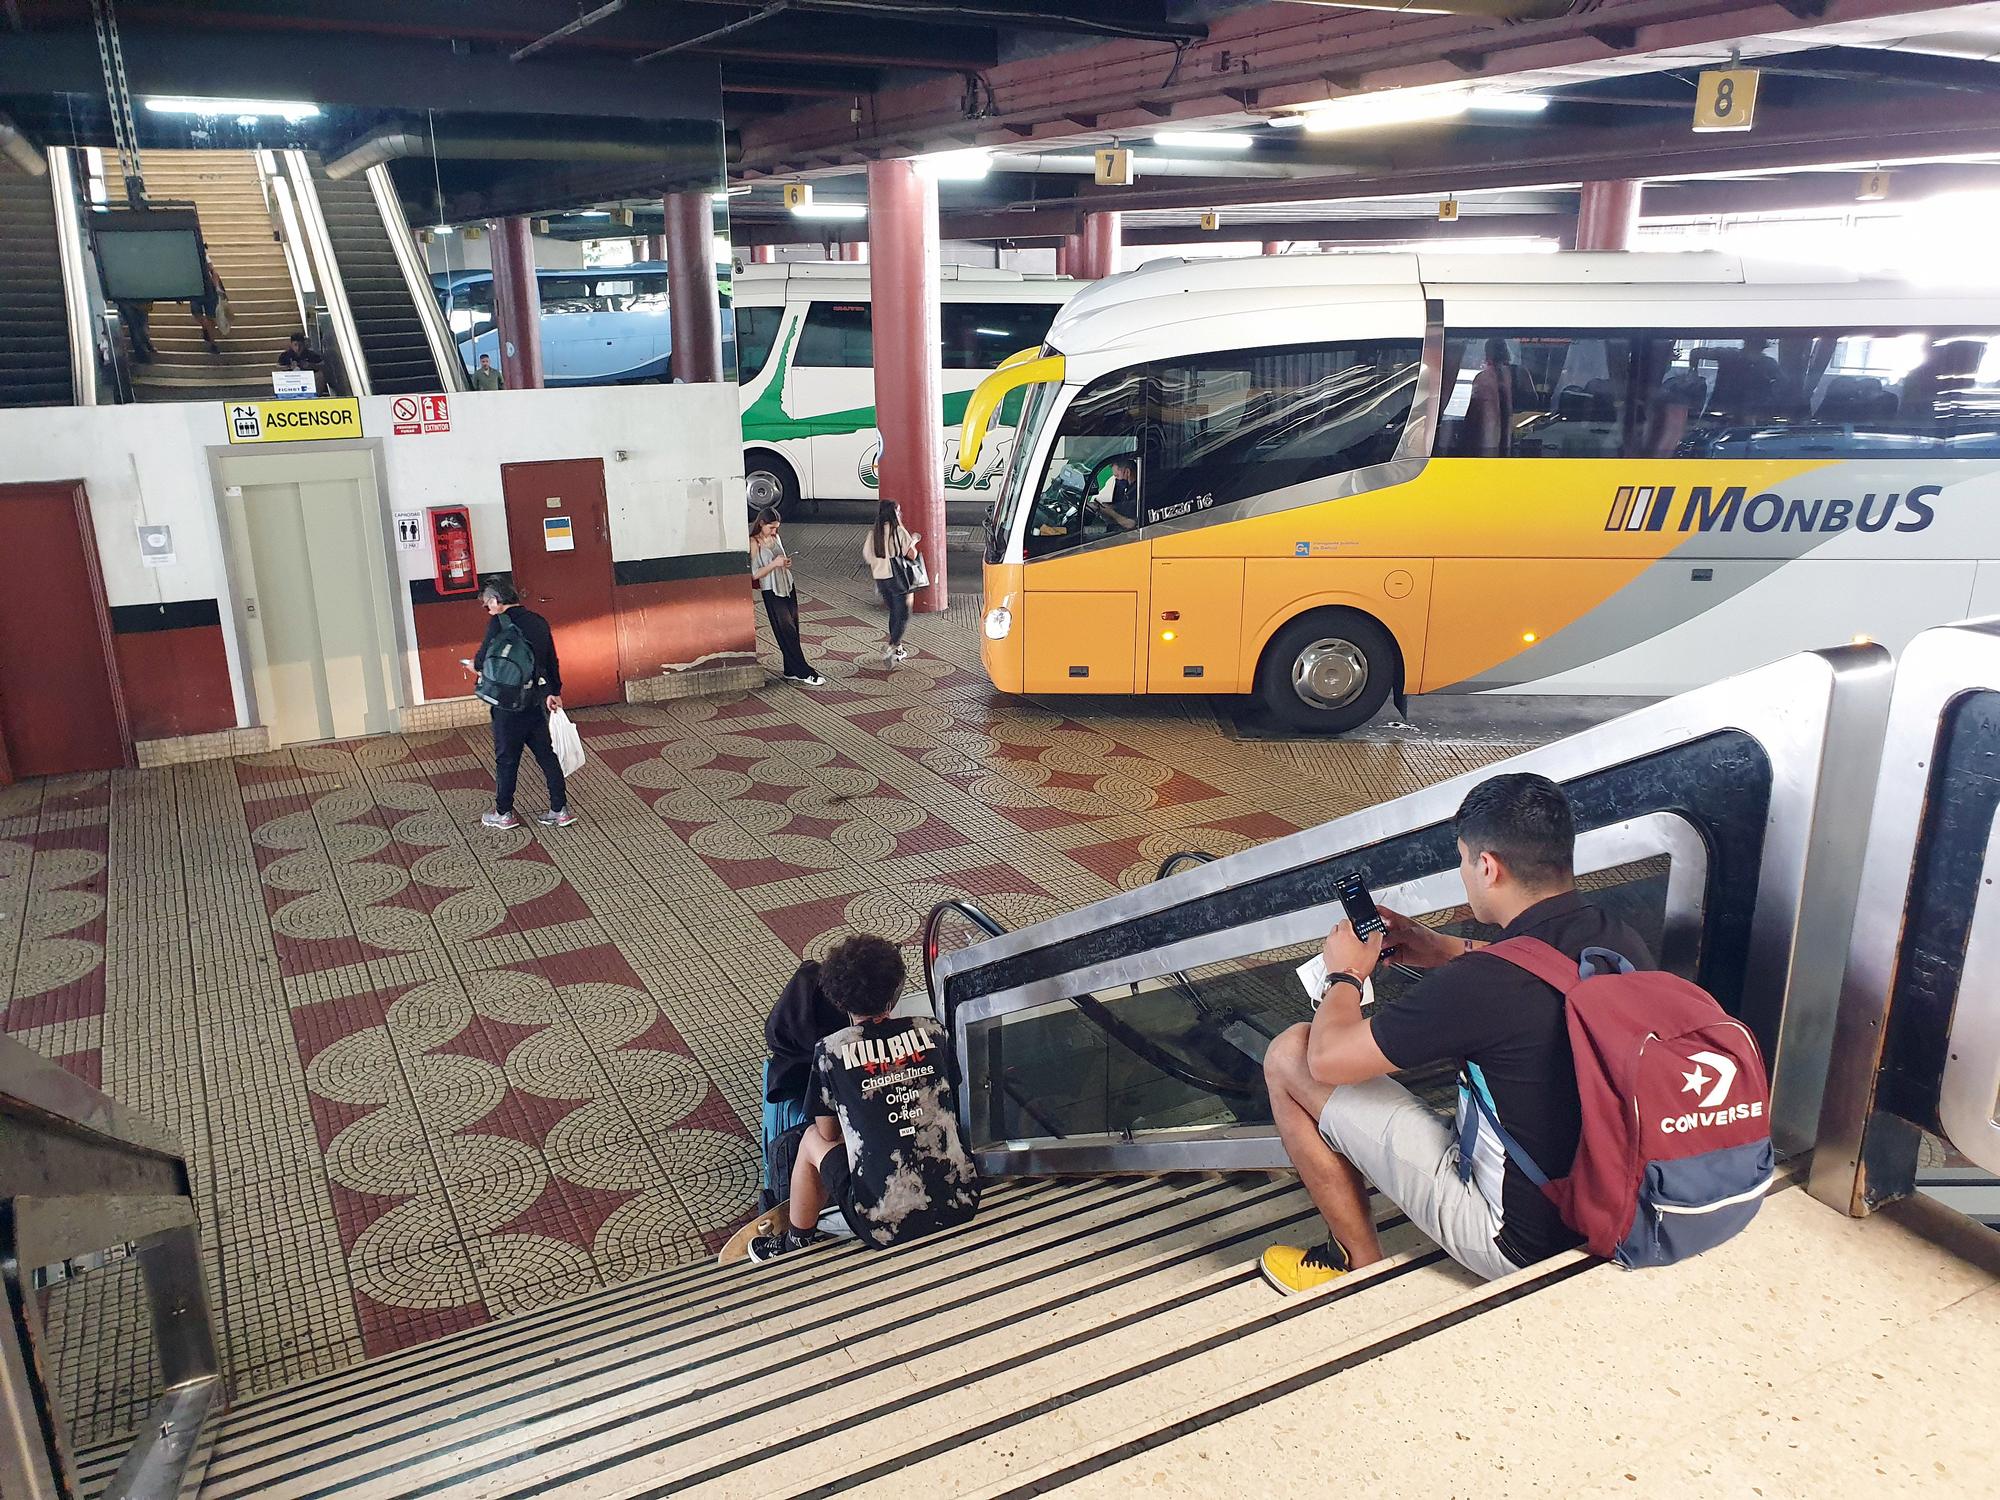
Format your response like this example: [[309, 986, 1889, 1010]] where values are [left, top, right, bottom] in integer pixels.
[[749, 933, 980, 1261]]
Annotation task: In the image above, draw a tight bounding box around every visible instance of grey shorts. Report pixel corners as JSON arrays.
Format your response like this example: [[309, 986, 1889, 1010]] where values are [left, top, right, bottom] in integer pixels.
[[1316, 1076, 1519, 1282]]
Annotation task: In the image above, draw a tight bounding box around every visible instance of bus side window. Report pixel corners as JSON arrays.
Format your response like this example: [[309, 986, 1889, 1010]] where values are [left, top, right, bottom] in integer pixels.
[[1433, 334, 1633, 459], [1146, 341, 1421, 510], [796, 303, 873, 367], [734, 306, 783, 380], [941, 303, 1060, 371], [1637, 329, 2000, 458]]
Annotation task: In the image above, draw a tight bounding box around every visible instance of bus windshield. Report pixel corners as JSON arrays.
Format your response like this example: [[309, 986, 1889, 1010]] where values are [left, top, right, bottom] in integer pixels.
[[988, 377, 1061, 563]]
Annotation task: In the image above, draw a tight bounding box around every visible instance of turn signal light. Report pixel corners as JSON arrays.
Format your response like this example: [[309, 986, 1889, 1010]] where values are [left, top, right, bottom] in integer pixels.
[[1161, 630, 1177, 642], [1522, 631, 1538, 644]]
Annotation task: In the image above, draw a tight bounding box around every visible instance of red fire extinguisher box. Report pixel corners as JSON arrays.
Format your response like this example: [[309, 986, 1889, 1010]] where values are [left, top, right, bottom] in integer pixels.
[[429, 505, 478, 596]]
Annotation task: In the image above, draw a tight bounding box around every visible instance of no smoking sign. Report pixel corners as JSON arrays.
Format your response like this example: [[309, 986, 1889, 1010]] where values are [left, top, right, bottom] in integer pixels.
[[392, 394, 451, 435]]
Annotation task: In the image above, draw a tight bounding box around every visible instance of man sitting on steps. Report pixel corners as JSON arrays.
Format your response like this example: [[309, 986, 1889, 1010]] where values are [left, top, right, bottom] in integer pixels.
[[1259, 773, 1652, 1291], [751, 935, 981, 1261]]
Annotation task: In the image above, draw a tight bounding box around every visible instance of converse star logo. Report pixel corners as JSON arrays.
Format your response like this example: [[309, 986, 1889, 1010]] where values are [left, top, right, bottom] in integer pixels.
[[1680, 1050, 1739, 1110]]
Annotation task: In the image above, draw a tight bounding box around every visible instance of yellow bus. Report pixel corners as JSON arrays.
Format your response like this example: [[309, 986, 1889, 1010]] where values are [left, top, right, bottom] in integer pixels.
[[959, 252, 2000, 732]]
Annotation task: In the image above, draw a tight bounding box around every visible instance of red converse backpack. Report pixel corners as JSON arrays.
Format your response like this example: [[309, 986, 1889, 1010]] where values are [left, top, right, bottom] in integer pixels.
[[1477, 938, 1774, 1269]]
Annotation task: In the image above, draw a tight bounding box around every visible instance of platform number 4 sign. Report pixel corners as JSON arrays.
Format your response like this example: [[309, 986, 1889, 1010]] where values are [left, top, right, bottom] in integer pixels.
[[1694, 69, 1759, 132]]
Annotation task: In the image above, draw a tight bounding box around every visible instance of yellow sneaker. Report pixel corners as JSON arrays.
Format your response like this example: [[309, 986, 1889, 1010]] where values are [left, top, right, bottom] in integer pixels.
[[1260, 1240, 1351, 1294]]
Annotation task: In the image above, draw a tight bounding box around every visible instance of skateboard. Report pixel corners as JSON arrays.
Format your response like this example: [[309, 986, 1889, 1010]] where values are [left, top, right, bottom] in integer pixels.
[[717, 1202, 787, 1266]]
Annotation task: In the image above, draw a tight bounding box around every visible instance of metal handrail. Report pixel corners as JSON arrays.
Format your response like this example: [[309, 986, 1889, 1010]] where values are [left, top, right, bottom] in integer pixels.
[[924, 899, 1008, 1026], [1154, 850, 1216, 880], [1, 1035, 223, 1500]]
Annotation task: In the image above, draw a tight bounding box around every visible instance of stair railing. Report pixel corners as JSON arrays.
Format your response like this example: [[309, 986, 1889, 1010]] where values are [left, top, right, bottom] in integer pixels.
[[0, 1035, 223, 1500]]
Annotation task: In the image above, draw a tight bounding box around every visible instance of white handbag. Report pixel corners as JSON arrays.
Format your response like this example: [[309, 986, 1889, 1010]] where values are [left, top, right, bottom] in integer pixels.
[[548, 707, 586, 776]]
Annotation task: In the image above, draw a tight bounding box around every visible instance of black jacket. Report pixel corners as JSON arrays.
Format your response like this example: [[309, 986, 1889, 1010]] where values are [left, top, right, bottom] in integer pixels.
[[475, 605, 562, 697], [764, 961, 848, 1105]]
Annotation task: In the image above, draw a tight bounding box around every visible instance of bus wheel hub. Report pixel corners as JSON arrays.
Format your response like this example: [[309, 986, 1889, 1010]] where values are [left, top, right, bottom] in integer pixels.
[[1292, 639, 1367, 711], [746, 471, 782, 508]]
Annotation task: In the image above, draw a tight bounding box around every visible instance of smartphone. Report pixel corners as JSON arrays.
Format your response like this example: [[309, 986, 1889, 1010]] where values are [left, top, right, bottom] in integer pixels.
[[1333, 871, 1386, 939]]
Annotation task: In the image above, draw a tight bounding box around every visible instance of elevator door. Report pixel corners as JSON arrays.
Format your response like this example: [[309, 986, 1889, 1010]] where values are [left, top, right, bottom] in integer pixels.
[[0, 483, 128, 779], [221, 452, 400, 746]]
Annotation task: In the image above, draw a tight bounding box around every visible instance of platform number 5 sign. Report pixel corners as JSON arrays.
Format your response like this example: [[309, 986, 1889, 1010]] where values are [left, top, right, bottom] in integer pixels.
[[1694, 68, 1758, 132]]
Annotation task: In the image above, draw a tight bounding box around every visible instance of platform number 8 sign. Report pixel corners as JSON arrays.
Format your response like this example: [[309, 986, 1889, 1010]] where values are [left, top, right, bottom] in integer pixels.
[[1694, 69, 1758, 133]]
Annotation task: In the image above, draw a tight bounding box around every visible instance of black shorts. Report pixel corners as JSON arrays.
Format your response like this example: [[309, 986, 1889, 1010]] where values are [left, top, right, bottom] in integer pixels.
[[818, 1144, 866, 1227]]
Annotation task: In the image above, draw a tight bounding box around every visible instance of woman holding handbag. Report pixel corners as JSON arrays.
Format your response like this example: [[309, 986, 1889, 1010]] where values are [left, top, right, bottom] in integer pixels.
[[860, 500, 923, 665]]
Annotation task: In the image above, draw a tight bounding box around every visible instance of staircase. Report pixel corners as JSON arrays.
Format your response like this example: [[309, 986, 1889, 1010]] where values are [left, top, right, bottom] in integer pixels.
[[128, 150, 299, 403], [308, 163, 443, 395], [0, 171, 74, 407]]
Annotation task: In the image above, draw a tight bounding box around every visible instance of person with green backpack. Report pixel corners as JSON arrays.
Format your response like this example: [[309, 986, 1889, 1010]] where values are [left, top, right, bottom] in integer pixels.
[[473, 579, 576, 830]]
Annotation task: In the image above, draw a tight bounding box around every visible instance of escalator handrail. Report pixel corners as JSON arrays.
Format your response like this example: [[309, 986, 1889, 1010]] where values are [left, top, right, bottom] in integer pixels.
[[924, 898, 1008, 1026], [928, 892, 1261, 1108], [1066, 990, 1264, 1103], [1154, 849, 1217, 881]]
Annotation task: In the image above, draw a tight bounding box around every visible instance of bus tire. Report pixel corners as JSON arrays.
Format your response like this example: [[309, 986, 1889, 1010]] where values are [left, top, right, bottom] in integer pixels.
[[1255, 610, 1397, 736], [744, 451, 800, 517]]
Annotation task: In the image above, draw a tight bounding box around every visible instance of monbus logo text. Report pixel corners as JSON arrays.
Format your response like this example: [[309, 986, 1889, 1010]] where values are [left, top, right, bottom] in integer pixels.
[[1604, 482, 1939, 536]]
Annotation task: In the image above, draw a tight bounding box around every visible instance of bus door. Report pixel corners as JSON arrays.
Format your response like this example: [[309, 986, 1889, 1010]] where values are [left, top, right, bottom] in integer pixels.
[[1016, 374, 1153, 693]]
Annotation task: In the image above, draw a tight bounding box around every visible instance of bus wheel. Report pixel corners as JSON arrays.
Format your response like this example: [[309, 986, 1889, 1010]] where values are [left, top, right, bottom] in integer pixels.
[[1256, 611, 1396, 735], [744, 452, 800, 517]]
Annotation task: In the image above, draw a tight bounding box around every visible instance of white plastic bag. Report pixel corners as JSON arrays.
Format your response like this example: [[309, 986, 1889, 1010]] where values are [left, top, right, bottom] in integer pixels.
[[549, 707, 585, 777]]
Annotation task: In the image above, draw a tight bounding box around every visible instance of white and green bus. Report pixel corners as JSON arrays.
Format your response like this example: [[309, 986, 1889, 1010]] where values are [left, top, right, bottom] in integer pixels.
[[734, 262, 1075, 513]]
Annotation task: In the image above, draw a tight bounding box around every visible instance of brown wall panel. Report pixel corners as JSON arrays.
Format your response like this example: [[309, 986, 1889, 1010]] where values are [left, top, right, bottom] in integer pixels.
[[112, 625, 235, 740], [412, 595, 492, 703], [614, 576, 756, 683]]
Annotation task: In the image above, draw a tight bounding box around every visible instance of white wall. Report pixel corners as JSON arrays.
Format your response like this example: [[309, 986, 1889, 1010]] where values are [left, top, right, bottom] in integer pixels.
[[0, 385, 747, 717], [423, 234, 594, 275]]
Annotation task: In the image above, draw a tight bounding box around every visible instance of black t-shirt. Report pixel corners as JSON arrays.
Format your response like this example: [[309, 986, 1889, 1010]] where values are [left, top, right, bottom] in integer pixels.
[[805, 1014, 980, 1249], [1369, 891, 1653, 1267]]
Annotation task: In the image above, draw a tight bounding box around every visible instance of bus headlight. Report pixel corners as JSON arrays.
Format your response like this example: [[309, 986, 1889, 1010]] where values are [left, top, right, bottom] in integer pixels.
[[984, 605, 1013, 640]]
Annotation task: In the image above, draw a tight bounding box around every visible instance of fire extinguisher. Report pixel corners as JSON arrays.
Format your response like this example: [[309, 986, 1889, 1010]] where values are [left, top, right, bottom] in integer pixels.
[[429, 505, 477, 596]]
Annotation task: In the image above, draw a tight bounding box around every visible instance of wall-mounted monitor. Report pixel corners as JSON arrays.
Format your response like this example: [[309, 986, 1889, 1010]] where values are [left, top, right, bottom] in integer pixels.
[[92, 205, 205, 301]]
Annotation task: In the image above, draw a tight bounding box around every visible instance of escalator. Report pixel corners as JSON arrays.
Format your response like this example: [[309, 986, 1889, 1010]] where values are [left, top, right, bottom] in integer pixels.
[[27, 637, 2000, 1499], [0, 171, 74, 407], [305, 161, 451, 395], [933, 644, 1886, 1177]]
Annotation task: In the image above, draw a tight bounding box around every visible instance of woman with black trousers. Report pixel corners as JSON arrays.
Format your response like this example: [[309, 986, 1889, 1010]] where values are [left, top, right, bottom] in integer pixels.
[[860, 500, 921, 665], [750, 508, 825, 686]]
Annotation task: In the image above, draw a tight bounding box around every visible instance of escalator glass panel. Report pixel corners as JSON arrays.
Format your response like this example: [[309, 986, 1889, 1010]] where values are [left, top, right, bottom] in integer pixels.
[[963, 853, 1691, 1159]]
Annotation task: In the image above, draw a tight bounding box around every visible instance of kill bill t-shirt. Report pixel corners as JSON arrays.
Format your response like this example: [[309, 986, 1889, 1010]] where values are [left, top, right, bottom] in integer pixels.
[[805, 1015, 981, 1249]]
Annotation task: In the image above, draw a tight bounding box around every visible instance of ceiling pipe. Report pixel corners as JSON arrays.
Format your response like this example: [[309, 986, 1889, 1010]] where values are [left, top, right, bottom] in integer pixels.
[[989, 151, 1344, 181], [510, 0, 629, 63], [0, 111, 46, 176], [1279, 0, 1579, 17], [325, 124, 674, 180]]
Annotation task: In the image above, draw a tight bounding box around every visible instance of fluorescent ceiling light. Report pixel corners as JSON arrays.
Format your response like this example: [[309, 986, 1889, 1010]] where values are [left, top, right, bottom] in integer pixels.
[[145, 96, 320, 122], [431, 224, 454, 235], [575, 210, 611, 218], [1273, 87, 1549, 134], [1470, 90, 1550, 115], [917, 148, 992, 181], [1152, 132, 1254, 151], [792, 203, 867, 220]]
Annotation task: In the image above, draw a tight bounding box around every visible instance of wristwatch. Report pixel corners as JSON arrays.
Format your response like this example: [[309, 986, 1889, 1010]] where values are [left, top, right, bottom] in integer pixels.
[[1314, 971, 1364, 1011]]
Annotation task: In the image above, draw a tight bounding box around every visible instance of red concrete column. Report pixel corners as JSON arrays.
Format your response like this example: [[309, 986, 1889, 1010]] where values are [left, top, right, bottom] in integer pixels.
[[1075, 212, 1121, 280], [664, 189, 723, 383], [1055, 237, 1074, 276], [1262, 240, 1283, 256], [489, 216, 544, 389], [750, 243, 775, 264], [646, 234, 667, 261], [1576, 180, 1642, 251], [838, 240, 869, 262], [867, 158, 947, 614]]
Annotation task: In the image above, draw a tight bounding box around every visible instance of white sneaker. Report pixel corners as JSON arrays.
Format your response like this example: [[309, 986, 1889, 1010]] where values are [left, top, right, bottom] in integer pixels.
[[891, 646, 911, 663]]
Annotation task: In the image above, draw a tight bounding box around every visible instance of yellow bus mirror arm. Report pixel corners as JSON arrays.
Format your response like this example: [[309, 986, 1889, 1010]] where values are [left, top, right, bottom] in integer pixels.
[[957, 352, 1064, 473]]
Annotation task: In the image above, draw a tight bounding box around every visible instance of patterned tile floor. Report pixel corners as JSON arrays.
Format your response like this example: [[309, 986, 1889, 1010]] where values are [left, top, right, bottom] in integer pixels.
[[3, 521, 1533, 1423]]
